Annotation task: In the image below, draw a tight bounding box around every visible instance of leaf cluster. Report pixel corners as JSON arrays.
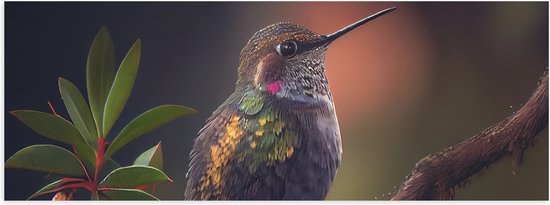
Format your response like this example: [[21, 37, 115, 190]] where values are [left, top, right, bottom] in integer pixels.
[[6, 27, 195, 200]]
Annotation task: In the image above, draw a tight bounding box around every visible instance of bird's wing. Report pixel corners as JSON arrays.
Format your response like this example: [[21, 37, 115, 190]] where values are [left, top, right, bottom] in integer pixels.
[[184, 101, 237, 200], [185, 90, 295, 200]]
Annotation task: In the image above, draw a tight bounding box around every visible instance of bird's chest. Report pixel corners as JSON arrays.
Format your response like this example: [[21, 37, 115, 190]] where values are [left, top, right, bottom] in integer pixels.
[[232, 96, 342, 174], [196, 92, 342, 199]]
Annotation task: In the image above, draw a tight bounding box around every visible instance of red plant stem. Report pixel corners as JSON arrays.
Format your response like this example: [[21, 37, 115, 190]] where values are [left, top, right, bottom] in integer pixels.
[[94, 138, 109, 184], [59, 177, 86, 184], [97, 187, 114, 191], [47, 101, 58, 116], [78, 181, 96, 191], [73, 146, 93, 182]]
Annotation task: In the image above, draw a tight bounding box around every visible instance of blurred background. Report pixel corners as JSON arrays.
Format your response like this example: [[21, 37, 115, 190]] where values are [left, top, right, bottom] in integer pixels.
[[5, 2, 548, 200]]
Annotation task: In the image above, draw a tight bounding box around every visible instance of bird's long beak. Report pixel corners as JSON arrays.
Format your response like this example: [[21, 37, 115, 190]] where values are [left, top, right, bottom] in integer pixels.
[[311, 7, 396, 48]]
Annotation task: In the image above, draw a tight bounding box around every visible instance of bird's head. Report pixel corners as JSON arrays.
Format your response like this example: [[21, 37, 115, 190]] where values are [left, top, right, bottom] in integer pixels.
[[236, 7, 396, 103]]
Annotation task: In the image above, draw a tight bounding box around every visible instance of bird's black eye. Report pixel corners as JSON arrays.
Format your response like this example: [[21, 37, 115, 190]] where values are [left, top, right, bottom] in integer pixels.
[[276, 40, 297, 58]]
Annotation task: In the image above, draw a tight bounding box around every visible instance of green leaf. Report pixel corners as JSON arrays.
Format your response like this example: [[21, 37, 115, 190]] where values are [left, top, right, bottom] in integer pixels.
[[134, 142, 163, 170], [100, 159, 121, 180], [87, 26, 116, 138], [104, 105, 194, 160], [100, 188, 158, 200], [99, 165, 171, 188], [6, 145, 85, 177], [133, 142, 163, 195], [11, 110, 83, 145], [133, 142, 163, 194], [102, 39, 141, 137], [28, 178, 84, 200], [59, 77, 98, 148], [10, 110, 96, 168], [29, 179, 65, 200]]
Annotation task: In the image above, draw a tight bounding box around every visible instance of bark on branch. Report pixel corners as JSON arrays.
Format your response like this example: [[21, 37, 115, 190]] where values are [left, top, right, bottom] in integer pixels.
[[391, 70, 548, 200]]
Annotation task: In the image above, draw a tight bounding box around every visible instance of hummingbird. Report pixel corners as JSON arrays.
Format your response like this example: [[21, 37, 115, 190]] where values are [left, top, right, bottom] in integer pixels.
[[185, 7, 396, 200]]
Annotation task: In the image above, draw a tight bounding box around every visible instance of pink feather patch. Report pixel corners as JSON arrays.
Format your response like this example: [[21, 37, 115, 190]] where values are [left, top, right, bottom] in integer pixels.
[[267, 81, 282, 95]]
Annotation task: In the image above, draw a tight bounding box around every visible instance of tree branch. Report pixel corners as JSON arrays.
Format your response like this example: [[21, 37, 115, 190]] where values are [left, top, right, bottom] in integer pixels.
[[391, 70, 548, 200]]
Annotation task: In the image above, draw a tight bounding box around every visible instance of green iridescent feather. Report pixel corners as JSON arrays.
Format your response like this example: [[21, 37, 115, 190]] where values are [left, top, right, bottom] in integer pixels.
[[235, 91, 297, 169], [239, 92, 264, 115]]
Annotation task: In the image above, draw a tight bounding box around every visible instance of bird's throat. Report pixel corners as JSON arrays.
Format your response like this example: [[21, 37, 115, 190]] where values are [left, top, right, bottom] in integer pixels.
[[266, 81, 282, 95]]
